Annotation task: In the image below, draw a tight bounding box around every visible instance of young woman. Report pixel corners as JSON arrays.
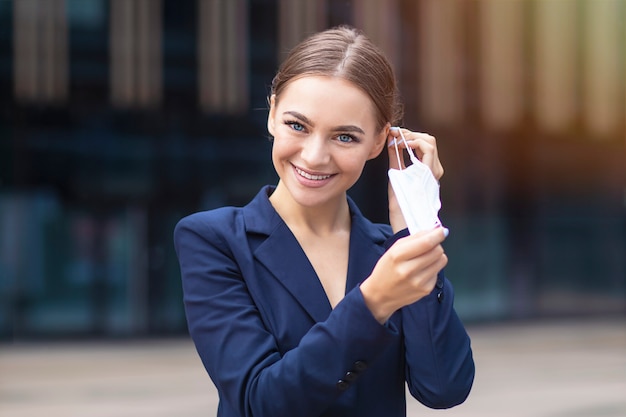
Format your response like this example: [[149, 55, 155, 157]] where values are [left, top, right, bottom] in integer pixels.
[[174, 26, 474, 417]]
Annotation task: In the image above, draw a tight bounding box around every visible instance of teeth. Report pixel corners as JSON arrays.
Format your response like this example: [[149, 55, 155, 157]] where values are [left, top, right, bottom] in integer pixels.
[[295, 167, 331, 181]]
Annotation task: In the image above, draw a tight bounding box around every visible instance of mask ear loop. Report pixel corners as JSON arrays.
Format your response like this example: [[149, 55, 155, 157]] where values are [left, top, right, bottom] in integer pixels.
[[396, 129, 419, 164], [397, 128, 420, 166], [393, 134, 403, 170]]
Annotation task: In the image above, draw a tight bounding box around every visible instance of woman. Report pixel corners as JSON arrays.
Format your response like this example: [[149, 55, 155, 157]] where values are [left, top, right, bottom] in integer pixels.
[[174, 26, 474, 417]]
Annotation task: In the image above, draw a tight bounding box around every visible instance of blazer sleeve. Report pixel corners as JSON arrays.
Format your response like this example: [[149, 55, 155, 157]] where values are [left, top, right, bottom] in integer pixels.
[[174, 212, 399, 417], [401, 270, 475, 409]]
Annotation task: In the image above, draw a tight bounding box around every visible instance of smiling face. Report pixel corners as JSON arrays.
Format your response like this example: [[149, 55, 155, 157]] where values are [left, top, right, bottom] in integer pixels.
[[267, 75, 388, 209]]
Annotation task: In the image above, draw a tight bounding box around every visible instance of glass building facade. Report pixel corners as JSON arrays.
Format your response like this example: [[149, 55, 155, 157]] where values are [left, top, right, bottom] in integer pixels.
[[0, 0, 624, 340]]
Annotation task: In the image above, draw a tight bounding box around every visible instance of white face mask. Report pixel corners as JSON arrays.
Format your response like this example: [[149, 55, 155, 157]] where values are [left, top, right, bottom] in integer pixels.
[[387, 129, 442, 234]]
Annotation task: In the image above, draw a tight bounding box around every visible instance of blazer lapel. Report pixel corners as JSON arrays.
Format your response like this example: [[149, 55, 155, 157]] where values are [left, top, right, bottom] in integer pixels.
[[345, 198, 389, 293], [254, 222, 332, 322], [244, 186, 332, 323], [243, 186, 390, 323]]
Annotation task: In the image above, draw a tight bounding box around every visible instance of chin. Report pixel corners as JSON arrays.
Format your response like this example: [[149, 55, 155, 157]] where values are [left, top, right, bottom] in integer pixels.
[[286, 184, 341, 208]]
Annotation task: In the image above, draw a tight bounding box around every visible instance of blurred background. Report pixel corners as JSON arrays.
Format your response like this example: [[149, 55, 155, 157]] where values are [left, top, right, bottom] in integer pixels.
[[0, 0, 624, 341]]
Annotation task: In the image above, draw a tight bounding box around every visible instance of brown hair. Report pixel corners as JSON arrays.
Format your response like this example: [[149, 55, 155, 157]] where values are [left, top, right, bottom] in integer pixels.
[[270, 26, 403, 131]]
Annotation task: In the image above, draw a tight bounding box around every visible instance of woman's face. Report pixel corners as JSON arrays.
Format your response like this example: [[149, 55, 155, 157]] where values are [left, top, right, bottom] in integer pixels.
[[267, 75, 388, 208]]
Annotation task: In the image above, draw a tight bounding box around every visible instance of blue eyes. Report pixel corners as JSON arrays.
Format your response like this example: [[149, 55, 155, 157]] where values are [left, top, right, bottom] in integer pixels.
[[284, 120, 358, 143], [288, 121, 305, 132], [337, 134, 354, 143]]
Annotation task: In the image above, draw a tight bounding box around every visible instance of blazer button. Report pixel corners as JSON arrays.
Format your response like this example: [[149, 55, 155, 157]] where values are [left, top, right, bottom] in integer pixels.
[[336, 379, 350, 391], [436, 277, 444, 289], [344, 371, 358, 382], [353, 360, 368, 372], [437, 291, 444, 303]]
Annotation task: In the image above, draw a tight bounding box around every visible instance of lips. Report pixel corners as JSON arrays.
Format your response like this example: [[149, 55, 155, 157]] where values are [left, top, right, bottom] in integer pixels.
[[294, 166, 332, 181]]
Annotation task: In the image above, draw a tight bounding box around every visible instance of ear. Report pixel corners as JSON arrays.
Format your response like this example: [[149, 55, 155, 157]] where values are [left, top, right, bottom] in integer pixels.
[[367, 122, 391, 160], [267, 94, 277, 137]]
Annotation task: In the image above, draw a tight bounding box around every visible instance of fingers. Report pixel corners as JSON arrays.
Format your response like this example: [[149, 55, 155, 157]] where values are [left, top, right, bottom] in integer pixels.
[[386, 127, 444, 180], [400, 228, 449, 289], [389, 227, 449, 262], [385, 227, 449, 296], [388, 128, 436, 156], [362, 226, 449, 321]]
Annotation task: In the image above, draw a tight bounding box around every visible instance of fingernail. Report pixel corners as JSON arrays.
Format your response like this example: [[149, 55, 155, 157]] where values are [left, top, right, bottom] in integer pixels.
[[387, 137, 398, 147], [442, 227, 449, 238]]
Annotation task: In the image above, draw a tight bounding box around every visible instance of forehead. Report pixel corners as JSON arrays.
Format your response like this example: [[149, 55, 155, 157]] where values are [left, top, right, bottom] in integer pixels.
[[275, 75, 378, 130]]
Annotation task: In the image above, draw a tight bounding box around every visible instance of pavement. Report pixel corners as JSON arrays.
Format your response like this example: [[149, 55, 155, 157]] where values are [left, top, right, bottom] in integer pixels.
[[0, 317, 625, 417]]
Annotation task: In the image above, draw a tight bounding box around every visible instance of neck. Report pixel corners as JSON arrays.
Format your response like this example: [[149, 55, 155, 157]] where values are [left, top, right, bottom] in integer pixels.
[[269, 182, 351, 236]]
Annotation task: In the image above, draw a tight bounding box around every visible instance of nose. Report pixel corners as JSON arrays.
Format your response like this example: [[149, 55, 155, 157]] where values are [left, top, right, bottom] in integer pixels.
[[300, 135, 330, 167]]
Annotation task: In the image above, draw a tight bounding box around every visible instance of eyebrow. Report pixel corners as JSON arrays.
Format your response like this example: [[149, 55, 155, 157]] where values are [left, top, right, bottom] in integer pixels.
[[282, 111, 366, 135]]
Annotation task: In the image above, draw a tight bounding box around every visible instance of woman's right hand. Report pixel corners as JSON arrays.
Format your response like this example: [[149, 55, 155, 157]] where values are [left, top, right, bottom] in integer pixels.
[[359, 227, 448, 323]]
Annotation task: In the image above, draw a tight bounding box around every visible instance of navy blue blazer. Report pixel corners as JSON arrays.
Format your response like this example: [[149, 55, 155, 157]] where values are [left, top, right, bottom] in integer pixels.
[[174, 186, 474, 417]]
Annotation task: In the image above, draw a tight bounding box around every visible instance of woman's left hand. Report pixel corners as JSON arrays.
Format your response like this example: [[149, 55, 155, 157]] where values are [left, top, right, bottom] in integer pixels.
[[387, 127, 444, 178], [386, 127, 444, 233]]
